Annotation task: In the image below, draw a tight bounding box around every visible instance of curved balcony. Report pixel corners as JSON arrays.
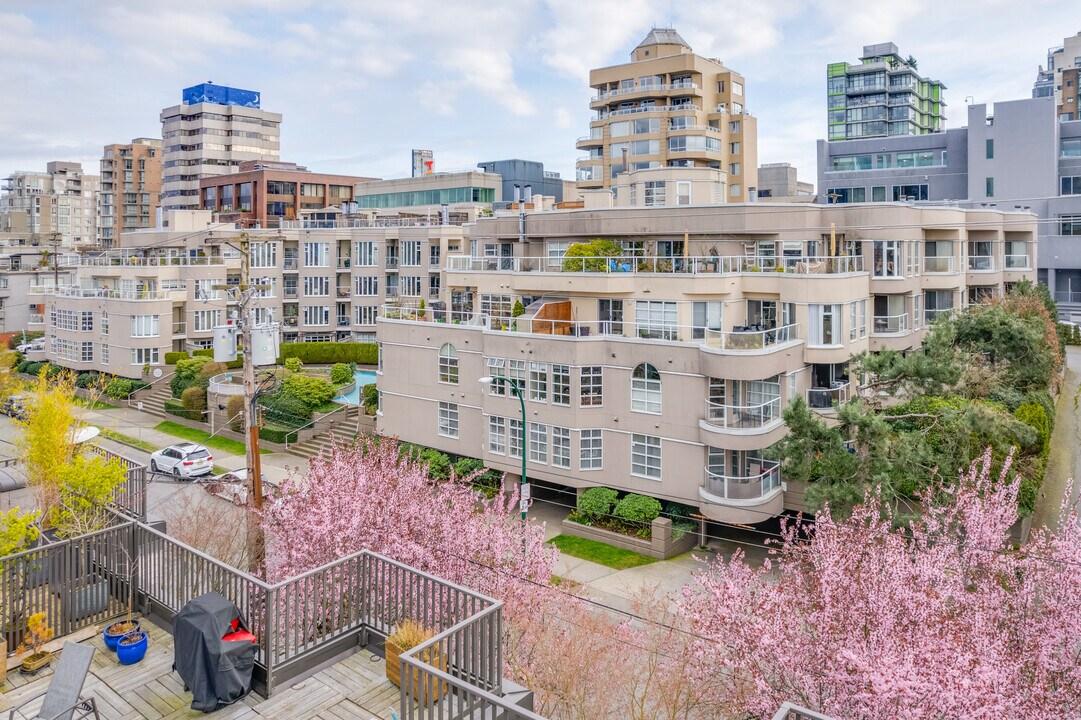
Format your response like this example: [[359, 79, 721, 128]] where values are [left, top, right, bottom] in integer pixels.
[[207, 373, 244, 396], [698, 461, 784, 522], [871, 313, 909, 335], [701, 398, 782, 432], [807, 382, 850, 412]]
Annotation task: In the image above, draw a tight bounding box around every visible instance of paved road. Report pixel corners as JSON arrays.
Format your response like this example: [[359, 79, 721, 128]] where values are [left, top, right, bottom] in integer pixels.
[[1034, 345, 1081, 532]]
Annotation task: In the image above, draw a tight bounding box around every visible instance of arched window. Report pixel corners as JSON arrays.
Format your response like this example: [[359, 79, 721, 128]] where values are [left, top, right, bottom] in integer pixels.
[[438, 343, 459, 384], [631, 363, 661, 413]]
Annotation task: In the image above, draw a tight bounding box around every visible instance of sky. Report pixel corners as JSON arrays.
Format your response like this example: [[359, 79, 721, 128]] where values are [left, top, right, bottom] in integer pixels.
[[0, 0, 1077, 189]]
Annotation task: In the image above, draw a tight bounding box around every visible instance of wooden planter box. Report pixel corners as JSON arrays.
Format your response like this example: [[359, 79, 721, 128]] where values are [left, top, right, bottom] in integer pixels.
[[386, 639, 447, 703]]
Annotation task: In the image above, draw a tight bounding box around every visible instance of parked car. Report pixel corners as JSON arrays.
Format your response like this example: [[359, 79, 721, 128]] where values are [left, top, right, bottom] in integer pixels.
[[149, 443, 214, 479], [15, 339, 45, 353], [202, 469, 274, 505], [1, 393, 31, 420]]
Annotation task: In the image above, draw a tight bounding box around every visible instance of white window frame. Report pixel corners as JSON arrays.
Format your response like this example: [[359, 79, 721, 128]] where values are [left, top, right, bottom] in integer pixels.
[[528, 362, 548, 403], [528, 422, 548, 464], [131, 315, 159, 337], [438, 401, 459, 438], [488, 416, 506, 455], [438, 343, 459, 384], [551, 364, 570, 406], [631, 433, 661, 479], [303, 242, 329, 268], [631, 363, 662, 414], [580, 429, 603, 470], [552, 426, 571, 468], [580, 366, 602, 407]]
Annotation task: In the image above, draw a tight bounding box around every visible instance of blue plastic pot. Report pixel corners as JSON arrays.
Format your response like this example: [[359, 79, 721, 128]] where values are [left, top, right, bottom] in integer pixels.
[[103, 620, 140, 651], [116, 630, 148, 665]]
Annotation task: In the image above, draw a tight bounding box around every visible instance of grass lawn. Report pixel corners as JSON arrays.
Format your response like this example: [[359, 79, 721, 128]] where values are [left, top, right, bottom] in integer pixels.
[[98, 429, 158, 454], [72, 396, 117, 410], [153, 421, 270, 456], [548, 534, 657, 571]]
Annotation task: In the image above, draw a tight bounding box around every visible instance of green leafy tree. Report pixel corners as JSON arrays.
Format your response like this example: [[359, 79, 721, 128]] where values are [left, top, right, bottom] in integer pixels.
[[48, 456, 127, 538], [0, 509, 39, 557], [561, 238, 624, 272], [330, 363, 353, 384], [282, 374, 336, 409]]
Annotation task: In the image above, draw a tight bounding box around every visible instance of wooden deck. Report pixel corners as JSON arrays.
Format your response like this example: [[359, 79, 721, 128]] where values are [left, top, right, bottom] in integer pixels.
[[1, 623, 401, 719]]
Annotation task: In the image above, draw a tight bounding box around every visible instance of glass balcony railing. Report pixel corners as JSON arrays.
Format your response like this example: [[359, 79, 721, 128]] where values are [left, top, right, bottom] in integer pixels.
[[872, 313, 909, 334], [702, 398, 782, 431], [923, 256, 956, 273], [967, 256, 995, 271], [701, 461, 782, 502], [1005, 255, 1030, 269], [446, 255, 864, 276], [807, 382, 850, 409]]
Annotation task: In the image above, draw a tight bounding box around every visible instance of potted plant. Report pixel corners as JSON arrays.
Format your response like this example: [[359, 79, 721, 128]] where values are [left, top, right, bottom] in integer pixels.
[[116, 628, 148, 665], [17, 612, 54, 675], [385, 620, 446, 702]]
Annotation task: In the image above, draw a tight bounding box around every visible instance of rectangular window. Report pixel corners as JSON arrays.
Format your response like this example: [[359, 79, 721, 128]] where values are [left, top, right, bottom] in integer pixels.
[[850, 303, 857, 341], [872, 186, 886, 202], [643, 181, 666, 206], [580, 429, 602, 470], [251, 242, 277, 268], [580, 366, 603, 406], [355, 305, 378, 325], [985, 177, 994, 198], [131, 347, 159, 365], [1060, 215, 1081, 235], [438, 402, 459, 438], [873, 240, 901, 278], [194, 310, 222, 332], [80, 342, 93, 362], [635, 301, 678, 340], [859, 299, 868, 338], [809, 304, 839, 346], [303, 276, 329, 296], [551, 364, 570, 406], [528, 423, 548, 464], [487, 357, 506, 396], [303, 242, 329, 267], [892, 184, 928, 201], [507, 359, 526, 395], [101, 344, 109, 363], [631, 434, 661, 479], [676, 181, 691, 205], [986, 139, 994, 159], [546, 241, 570, 267], [402, 241, 422, 267], [356, 276, 379, 296], [130, 315, 159, 337], [355, 242, 377, 266], [730, 142, 740, 154], [302, 306, 330, 325], [529, 362, 548, 402], [509, 418, 523, 459], [552, 427, 571, 468], [488, 416, 506, 455], [80, 311, 93, 332]]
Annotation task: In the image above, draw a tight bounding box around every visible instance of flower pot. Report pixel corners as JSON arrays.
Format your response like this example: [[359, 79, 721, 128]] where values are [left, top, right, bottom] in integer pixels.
[[103, 619, 140, 651], [116, 630, 148, 665], [20, 651, 52, 675], [385, 639, 447, 703]]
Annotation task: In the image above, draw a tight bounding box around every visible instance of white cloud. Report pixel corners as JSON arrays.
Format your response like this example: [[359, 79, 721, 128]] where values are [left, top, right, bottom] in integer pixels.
[[535, 0, 653, 79], [553, 107, 573, 129]]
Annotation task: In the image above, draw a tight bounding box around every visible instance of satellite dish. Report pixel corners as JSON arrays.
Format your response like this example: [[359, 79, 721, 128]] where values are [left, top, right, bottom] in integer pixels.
[[72, 426, 100, 445]]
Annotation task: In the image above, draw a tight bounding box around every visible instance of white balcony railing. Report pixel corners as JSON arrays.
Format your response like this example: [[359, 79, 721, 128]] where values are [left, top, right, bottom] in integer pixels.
[[923, 256, 956, 273], [967, 256, 995, 271], [1005, 255, 1030, 269], [73, 255, 227, 268], [807, 382, 850, 410], [446, 255, 864, 276], [591, 82, 700, 101], [30, 285, 187, 301], [701, 461, 781, 501], [702, 398, 782, 431], [872, 313, 909, 334]]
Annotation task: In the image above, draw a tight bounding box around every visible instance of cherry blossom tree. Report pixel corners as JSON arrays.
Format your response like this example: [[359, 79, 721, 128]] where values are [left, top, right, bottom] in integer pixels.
[[679, 448, 1081, 720]]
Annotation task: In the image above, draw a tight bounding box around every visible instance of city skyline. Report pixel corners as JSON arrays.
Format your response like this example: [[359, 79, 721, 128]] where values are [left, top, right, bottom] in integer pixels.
[[0, 0, 1076, 187]]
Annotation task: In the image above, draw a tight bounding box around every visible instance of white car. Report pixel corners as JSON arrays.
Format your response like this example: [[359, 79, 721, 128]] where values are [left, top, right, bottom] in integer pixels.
[[16, 340, 44, 353], [149, 443, 214, 479], [203, 469, 274, 505]]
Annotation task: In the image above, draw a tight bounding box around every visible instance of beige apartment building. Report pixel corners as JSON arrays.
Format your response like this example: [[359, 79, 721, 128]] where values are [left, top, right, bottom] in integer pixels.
[[1, 162, 99, 248], [160, 84, 282, 211], [0, 251, 76, 334], [577, 28, 759, 201], [35, 211, 455, 375], [375, 203, 1036, 523], [99, 139, 163, 247]]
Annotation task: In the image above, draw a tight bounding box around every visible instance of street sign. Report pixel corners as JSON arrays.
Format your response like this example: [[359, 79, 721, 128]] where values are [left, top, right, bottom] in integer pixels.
[[520, 498, 530, 514], [521, 483, 531, 500]]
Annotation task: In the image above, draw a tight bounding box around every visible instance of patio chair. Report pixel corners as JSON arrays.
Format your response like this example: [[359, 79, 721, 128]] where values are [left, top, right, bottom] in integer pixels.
[[7, 642, 100, 720]]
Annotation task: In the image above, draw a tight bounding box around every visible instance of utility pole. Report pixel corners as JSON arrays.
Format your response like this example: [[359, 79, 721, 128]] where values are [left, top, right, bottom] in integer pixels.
[[48, 232, 62, 288]]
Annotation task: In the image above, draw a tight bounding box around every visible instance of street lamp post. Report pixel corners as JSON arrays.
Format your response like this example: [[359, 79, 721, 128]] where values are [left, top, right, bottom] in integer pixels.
[[478, 375, 528, 525]]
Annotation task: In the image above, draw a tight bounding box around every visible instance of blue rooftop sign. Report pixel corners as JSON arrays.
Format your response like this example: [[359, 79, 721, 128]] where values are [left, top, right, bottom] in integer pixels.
[[182, 84, 261, 108]]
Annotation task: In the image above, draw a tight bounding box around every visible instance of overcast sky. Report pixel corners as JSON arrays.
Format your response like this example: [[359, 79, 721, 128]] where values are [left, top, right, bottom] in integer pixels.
[[0, 1, 1076, 189]]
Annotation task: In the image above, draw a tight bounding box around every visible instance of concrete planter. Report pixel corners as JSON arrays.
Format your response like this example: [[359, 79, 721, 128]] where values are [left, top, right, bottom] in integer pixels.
[[561, 516, 696, 560]]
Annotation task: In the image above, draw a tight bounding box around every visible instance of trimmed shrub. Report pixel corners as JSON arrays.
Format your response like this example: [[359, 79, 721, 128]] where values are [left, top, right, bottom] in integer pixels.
[[1014, 402, 1050, 454], [278, 342, 377, 365], [43, 363, 63, 379], [131, 380, 149, 392], [24, 362, 44, 376], [259, 391, 312, 426], [165, 398, 203, 421], [330, 363, 352, 384], [362, 383, 379, 416], [17, 359, 32, 374], [282, 374, 336, 409], [75, 372, 100, 389], [180, 386, 208, 414], [192, 348, 214, 359], [613, 493, 662, 525], [576, 487, 619, 522], [164, 351, 190, 365], [226, 395, 245, 432], [259, 424, 299, 445], [453, 457, 485, 479], [104, 378, 134, 399], [400, 443, 451, 481], [284, 357, 303, 373]]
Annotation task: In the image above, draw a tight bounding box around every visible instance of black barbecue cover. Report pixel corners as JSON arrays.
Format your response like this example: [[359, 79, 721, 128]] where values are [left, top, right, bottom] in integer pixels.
[[172, 592, 257, 712]]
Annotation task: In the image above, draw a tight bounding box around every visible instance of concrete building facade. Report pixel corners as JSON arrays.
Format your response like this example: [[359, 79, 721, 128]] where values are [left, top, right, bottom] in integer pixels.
[[352, 170, 502, 221], [375, 204, 1034, 523], [827, 42, 946, 141], [0, 251, 76, 334], [1033, 31, 1081, 120], [757, 163, 814, 201], [199, 161, 374, 228], [1, 163, 99, 248], [476, 159, 568, 204], [818, 96, 1081, 316], [160, 84, 282, 211], [98, 138, 162, 248], [576, 28, 758, 201]]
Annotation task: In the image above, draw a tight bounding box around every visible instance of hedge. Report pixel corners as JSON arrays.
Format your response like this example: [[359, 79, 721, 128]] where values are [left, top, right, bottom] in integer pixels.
[[259, 391, 312, 426], [191, 348, 243, 369], [259, 423, 299, 445], [613, 494, 662, 525], [164, 351, 190, 365], [277, 342, 377, 365], [577, 487, 619, 521], [164, 398, 205, 421]]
